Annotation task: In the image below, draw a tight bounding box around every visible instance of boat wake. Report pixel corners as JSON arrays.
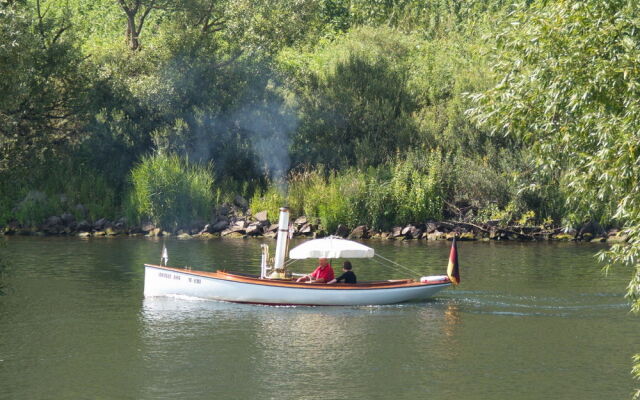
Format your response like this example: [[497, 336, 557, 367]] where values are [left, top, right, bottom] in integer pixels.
[[444, 291, 627, 317]]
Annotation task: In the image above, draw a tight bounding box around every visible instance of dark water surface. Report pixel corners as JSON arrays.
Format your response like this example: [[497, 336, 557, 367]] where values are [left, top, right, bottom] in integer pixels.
[[0, 237, 637, 399]]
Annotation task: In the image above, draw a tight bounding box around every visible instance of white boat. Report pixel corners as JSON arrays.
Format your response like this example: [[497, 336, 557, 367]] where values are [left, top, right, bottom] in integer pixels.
[[144, 208, 460, 306]]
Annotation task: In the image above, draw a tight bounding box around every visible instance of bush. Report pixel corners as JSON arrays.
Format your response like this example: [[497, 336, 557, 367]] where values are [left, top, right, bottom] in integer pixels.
[[12, 191, 58, 227], [250, 155, 447, 232], [390, 151, 444, 224], [249, 185, 286, 223], [127, 153, 214, 231], [0, 158, 118, 227]]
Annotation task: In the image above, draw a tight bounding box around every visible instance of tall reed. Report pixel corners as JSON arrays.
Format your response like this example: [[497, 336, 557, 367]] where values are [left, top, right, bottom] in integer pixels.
[[127, 153, 214, 231]]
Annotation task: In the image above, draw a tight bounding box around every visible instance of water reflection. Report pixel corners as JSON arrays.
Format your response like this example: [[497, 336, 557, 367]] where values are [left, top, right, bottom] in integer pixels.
[[138, 296, 463, 399]]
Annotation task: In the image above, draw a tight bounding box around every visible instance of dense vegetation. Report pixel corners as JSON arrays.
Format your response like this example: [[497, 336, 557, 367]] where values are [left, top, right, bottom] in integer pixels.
[[1, 0, 639, 387], [0, 0, 528, 229]]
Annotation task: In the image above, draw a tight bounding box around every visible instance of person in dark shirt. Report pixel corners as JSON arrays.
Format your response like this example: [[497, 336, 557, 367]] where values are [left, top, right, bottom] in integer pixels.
[[328, 261, 357, 284]]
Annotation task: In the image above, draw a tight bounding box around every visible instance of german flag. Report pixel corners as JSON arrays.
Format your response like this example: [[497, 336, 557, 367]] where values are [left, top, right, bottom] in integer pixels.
[[447, 237, 460, 285]]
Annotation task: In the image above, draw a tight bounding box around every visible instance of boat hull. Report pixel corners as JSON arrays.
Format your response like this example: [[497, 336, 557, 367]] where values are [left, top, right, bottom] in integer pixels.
[[144, 264, 450, 306]]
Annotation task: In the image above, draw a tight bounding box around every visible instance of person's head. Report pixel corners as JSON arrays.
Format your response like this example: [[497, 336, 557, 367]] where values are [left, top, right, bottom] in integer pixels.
[[319, 257, 329, 267], [343, 261, 352, 271]]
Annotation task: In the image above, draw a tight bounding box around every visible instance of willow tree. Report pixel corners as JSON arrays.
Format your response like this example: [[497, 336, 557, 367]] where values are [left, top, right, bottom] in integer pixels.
[[469, 0, 640, 392]]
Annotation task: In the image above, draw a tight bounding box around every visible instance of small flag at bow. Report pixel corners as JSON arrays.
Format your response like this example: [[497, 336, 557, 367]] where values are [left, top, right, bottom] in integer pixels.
[[161, 245, 168, 266], [447, 237, 460, 285]]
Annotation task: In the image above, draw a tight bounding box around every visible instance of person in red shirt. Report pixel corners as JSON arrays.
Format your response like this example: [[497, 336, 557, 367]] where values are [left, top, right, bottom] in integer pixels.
[[296, 257, 335, 283]]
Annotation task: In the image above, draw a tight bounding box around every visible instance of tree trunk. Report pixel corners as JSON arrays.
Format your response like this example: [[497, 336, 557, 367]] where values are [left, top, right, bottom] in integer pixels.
[[125, 14, 139, 51]]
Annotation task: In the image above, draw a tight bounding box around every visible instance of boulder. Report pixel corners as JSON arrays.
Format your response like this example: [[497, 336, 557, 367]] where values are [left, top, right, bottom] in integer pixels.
[[267, 223, 279, 233], [290, 225, 300, 236], [391, 226, 403, 238], [209, 220, 229, 233], [75, 220, 91, 232], [93, 218, 108, 231], [77, 232, 91, 238], [42, 216, 63, 234], [294, 216, 308, 226], [401, 225, 414, 236], [45, 215, 62, 227], [221, 229, 244, 238], [313, 230, 327, 239], [215, 203, 232, 217], [349, 225, 369, 239], [335, 224, 350, 238], [246, 223, 263, 236], [553, 233, 575, 241], [298, 223, 313, 235], [607, 232, 628, 243], [141, 221, 155, 232], [458, 232, 477, 241], [579, 220, 604, 236], [60, 213, 75, 226], [4, 220, 20, 235], [177, 232, 192, 239], [230, 219, 247, 232], [200, 223, 213, 234], [115, 217, 127, 230], [233, 195, 249, 211], [229, 227, 246, 235], [426, 231, 447, 241], [254, 211, 269, 222], [425, 222, 438, 234]]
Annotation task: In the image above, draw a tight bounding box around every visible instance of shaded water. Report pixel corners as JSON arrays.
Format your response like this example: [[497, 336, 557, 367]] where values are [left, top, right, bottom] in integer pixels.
[[0, 237, 637, 399]]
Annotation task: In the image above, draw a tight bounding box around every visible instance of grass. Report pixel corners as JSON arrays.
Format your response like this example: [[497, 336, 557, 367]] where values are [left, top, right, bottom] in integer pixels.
[[126, 153, 214, 231]]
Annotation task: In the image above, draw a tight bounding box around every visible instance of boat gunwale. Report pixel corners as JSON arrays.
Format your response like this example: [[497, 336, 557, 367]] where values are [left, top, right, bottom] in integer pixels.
[[144, 264, 451, 290]]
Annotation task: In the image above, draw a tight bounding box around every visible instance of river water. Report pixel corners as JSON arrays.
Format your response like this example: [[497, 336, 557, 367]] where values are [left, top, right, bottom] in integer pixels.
[[0, 237, 637, 399]]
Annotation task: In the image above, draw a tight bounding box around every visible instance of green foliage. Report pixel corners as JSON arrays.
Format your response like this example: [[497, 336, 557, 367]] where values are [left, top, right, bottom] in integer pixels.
[[390, 151, 444, 224], [470, 0, 640, 302], [251, 154, 447, 232], [0, 2, 89, 172], [12, 191, 58, 228], [249, 185, 286, 222], [0, 157, 117, 226], [469, 0, 640, 386], [284, 27, 421, 169], [127, 153, 214, 230]]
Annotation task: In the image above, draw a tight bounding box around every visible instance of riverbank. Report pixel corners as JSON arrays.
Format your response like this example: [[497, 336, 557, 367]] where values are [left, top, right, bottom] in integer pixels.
[[0, 205, 627, 244]]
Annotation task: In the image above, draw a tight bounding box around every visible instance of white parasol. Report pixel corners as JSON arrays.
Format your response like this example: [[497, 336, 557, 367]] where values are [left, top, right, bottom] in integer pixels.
[[288, 236, 375, 259]]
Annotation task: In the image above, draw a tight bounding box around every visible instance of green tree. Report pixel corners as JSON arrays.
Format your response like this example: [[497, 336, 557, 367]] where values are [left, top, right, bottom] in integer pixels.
[[0, 1, 88, 172], [469, 0, 640, 392], [285, 27, 418, 169]]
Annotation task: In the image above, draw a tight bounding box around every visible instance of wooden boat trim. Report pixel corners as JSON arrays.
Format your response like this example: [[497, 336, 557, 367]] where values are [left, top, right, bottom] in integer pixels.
[[145, 264, 450, 290]]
